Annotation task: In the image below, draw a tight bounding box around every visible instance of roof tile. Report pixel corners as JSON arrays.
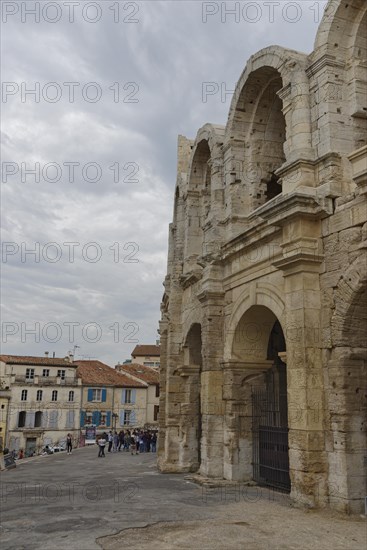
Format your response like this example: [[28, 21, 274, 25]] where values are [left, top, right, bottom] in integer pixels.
[[75, 360, 146, 387]]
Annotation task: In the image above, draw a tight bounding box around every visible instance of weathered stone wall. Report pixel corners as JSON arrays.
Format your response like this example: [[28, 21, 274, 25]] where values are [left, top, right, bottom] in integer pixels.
[[159, 0, 367, 514]]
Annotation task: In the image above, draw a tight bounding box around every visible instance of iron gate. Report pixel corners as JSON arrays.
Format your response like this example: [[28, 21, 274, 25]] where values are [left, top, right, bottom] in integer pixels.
[[252, 362, 290, 492]]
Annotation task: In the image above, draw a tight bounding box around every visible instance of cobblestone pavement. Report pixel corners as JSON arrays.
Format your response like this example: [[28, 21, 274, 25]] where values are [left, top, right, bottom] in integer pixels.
[[0, 447, 365, 550]]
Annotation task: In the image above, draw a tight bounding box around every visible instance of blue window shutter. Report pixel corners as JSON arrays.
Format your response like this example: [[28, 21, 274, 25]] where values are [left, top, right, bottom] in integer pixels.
[[106, 411, 111, 427], [130, 410, 136, 426], [80, 410, 86, 427], [102, 388, 107, 402], [92, 411, 99, 425], [131, 389, 136, 404], [96, 411, 101, 426], [121, 389, 126, 404], [87, 389, 93, 402], [119, 410, 124, 426]]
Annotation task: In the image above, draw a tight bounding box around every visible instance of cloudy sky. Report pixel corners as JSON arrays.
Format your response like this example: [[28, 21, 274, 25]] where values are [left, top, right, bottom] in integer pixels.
[[1, 0, 327, 366]]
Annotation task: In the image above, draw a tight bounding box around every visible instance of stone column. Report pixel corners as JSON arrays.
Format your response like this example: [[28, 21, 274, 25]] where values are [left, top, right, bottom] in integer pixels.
[[274, 228, 327, 507], [197, 285, 225, 478]]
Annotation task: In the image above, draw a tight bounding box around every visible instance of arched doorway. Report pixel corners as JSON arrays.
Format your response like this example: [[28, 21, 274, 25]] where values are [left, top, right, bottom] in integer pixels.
[[252, 320, 290, 492], [230, 305, 290, 491], [183, 323, 203, 470]]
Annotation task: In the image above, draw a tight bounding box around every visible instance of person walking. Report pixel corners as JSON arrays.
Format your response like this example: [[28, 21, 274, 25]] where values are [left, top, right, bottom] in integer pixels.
[[66, 433, 73, 454], [108, 431, 113, 452], [98, 436, 106, 457]]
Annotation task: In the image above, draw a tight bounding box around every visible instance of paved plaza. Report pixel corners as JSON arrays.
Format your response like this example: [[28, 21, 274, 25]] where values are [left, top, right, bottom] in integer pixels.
[[0, 447, 365, 550]]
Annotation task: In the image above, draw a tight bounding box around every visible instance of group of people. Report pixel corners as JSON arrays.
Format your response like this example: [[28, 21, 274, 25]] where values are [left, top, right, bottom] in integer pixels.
[[97, 429, 157, 457]]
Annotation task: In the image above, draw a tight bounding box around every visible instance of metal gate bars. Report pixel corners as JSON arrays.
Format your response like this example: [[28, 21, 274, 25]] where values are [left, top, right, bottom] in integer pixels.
[[252, 363, 291, 492]]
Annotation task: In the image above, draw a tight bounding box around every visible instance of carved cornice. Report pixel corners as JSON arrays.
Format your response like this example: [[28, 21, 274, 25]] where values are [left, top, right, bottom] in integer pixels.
[[221, 360, 272, 372], [197, 290, 225, 304], [175, 365, 200, 377], [273, 252, 324, 275], [252, 191, 332, 226], [306, 54, 345, 78]]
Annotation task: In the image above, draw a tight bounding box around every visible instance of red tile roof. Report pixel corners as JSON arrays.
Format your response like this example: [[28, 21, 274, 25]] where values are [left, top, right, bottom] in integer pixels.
[[131, 344, 160, 357], [0, 355, 75, 367], [116, 363, 159, 385], [75, 360, 146, 387]]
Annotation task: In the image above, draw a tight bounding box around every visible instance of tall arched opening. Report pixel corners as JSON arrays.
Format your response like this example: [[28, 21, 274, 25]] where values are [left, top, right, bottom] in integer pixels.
[[182, 323, 203, 470], [230, 305, 290, 491], [330, 261, 367, 513]]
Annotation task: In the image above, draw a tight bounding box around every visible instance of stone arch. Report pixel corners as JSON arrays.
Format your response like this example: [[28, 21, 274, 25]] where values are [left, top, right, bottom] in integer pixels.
[[331, 253, 367, 348], [314, 0, 366, 59], [328, 253, 367, 513], [223, 298, 289, 488], [224, 283, 286, 361], [224, 47, 311, 213], [314, 0, 367, 150], [184, 125, 224, 266]]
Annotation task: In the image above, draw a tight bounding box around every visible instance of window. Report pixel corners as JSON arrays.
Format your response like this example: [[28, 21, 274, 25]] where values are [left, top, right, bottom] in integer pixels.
[[92, 389, 101, 401], [18, 411, 26, 427], [36, 390, 43, 401], [123, 410, 131, 425], [143, 362, 154, 366], [154, 405, 159, 421], [34, 411, 43, 428], [26, 368, 35, 380], [124, 389, 132, 404], [100, 413, 107, 426], [42, 369, 50, 377], [57, 370, 65, 380], [87, 388, 106, 402], [155, 385, 160, 398], [51, 390, 58, 402], [68, 391, 74, 402], [21, 389, 28, 401], [85, 413, 93, 424]]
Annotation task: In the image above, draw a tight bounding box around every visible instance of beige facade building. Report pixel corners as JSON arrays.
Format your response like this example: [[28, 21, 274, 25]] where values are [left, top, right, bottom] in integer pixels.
[[159, 0, 367, 514], [75, 360, 146, 433], [0, 388, 11, 452], [116, 363, 160, 426], [0, 355, 82, 455], [131, 344, 160, 369]]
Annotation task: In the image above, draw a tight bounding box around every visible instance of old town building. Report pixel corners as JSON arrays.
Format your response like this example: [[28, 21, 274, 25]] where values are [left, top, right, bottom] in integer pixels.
[[115, 362, 160, 426], [0, 354, 82, 455], [158, 0, 367, 514], [76, 360, 146, 434], [131, 344, 161, 369]]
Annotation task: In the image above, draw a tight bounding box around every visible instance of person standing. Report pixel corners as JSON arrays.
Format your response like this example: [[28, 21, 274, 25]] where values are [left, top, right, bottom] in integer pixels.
[[118, 430, 124, 451], [113, 431, 119, 452], [98, 436, 106, 457], [66, 433, 73, 454], [151, 432, 157, 453]]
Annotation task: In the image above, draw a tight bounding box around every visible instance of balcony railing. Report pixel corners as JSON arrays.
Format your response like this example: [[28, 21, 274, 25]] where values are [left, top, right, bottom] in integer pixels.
[[13, 375, 80, 386]]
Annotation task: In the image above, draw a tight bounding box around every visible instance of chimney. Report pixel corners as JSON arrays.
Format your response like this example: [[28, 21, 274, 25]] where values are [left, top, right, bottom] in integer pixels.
[[45, 351, 49, 357], [53, 352, 55, 358]]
